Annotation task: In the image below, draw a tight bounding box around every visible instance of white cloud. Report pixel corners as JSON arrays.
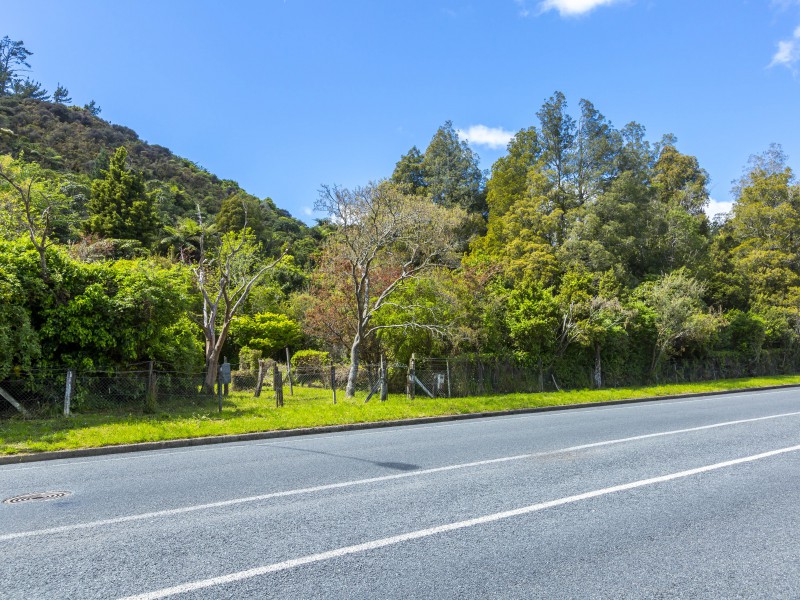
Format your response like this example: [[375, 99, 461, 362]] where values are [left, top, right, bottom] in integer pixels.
[[457, 125, 515, 149], [770, 25, 800, 70], [538, 0, 625, 17], [302, 207, 314, 217], [514, 0, 531, 17], [705, 198, 734, 219]]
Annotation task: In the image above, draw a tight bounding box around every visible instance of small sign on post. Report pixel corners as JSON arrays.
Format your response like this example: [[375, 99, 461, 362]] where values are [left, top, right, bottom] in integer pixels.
[[218, 361, 231, 413], [221, 357, 230, 396]]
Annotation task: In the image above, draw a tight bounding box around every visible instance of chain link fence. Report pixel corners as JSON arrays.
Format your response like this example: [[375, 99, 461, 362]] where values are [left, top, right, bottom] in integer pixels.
[[2, 351, 800, 419]]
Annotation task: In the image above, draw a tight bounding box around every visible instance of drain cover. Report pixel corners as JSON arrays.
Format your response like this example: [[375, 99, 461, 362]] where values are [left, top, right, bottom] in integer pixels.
[[3, 491, 71, 505]]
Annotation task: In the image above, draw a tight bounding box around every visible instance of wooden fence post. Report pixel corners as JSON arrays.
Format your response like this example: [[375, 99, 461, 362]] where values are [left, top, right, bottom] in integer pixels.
[[274, 364, 284, 407], [254, 359, 266, 398], [285, 347, 294, 396], [145, 361, 157, 412], [380, 354, 388, 402], [408, 353, 416, 400], [446, 359, 451, 398], [331, 365, 337, 404]]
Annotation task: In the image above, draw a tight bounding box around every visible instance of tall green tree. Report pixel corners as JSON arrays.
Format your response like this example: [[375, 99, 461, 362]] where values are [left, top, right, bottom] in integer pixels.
[[0, 36, 33, 96], [726, 145, 800, 305], [423, 121, 486, 214], [484, 127, 541, 218], [391, 146, 426, 195], [11, 78, 49, 100], [52, 83, 71, 105], [536, 91, 576, 237], [574, 99, 620, 203], [86, 146, 159, 244]]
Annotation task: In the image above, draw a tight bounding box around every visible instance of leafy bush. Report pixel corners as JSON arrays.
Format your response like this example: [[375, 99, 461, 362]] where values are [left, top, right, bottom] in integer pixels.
[[290, 349, 330, 370], [238, 347, 262, 374]]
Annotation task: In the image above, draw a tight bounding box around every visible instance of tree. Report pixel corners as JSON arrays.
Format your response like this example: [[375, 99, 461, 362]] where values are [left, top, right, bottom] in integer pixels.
[[158, 217, 203, 261], [505, 278, 559, 375], [216, 192, 265, 241], [574, 99, 620, 203], [0, 242, 40, 379], [391, 146, 426, 195], [52, 83, 71, 105], [652, 144, 708, 217], [11, 78, 49, 100], [553, 271, 631, 388], [0, 37, 32, 96], [314, 181, 466, 397], [191, 215, 286, 393], [230, 312, 302, 358], [423, 121, 486, 214], [84, 100, 102, 116], [484, 126, 541, 218], [86, 146, 159, 244], [537, 91, 576, 241], [725, 145, 800, 309], [637, 270, 717, 375], [0, 155, 69, 281]]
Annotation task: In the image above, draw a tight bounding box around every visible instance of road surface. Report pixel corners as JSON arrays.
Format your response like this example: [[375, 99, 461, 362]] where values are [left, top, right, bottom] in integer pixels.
[[2, 388, 800, 598]]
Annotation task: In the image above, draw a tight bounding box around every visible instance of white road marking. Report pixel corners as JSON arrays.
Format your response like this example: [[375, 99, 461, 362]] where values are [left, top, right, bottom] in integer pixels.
[[3, 409, 800, 542], [0, 387, 792, 473], [118, 442, 800, 600]]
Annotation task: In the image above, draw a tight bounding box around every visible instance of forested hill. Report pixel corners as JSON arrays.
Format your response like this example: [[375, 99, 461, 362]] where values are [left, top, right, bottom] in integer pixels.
[[0, 95, 317, 262]]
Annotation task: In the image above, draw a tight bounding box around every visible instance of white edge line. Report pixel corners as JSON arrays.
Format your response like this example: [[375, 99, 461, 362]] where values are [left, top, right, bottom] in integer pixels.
[[118, 442, 800, 600], [0, 388, 790, 473], [3, 409, 800, 542]]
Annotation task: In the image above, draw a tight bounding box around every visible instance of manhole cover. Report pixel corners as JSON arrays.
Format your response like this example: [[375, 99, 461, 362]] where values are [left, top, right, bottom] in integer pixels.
[[3, 491, 71, 505]]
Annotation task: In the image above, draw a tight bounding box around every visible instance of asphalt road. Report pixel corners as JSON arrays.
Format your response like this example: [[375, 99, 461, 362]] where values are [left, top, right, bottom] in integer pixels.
[[2, 388, 800, 599]]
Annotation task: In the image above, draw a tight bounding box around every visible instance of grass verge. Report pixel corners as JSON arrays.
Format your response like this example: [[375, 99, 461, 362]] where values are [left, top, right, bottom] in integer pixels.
[[2, 374, 800, 456]]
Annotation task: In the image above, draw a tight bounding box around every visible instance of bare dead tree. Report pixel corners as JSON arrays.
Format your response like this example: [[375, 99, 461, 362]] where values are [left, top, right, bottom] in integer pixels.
[[315, 181, 466, 397], [190, 206, 286, 393]]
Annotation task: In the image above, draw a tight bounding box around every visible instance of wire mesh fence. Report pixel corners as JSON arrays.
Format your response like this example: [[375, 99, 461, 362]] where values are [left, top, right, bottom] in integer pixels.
[[2, 351, 799, 420]]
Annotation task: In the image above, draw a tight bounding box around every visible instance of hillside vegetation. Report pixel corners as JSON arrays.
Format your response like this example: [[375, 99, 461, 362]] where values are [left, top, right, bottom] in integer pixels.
[[2, 35, 800, 401]]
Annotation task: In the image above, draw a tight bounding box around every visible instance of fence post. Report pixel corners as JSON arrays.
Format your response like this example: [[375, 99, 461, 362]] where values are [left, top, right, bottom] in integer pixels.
[[223, 356, 229, 396], [408, 353, 416, 400], [331, 365, 337, 404], [446, 359, 451, 398], [64, 369, 74, 416], [538, 358, 544, 393], [145, 361, 157, 412], [285, 347, 294, 396], [254, 359, 266, 398], [274, 364, 284, 407], [380, 354, 388, 402]]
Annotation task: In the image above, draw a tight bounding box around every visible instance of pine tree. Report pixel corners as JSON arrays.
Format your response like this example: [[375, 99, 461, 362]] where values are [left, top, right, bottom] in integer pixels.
[[86, 146, 159, 244]]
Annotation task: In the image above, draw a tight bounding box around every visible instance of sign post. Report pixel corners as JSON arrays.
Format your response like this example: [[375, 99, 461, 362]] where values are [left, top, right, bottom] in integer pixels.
[[218, 360, 231, 413]]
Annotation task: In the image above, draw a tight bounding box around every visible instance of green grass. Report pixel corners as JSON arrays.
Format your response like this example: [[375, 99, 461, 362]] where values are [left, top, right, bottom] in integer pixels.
[[2, 374, 800, 456]]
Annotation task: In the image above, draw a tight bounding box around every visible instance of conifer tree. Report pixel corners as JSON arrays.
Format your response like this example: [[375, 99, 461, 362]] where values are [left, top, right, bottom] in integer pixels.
[[86, 146, 159, 244]]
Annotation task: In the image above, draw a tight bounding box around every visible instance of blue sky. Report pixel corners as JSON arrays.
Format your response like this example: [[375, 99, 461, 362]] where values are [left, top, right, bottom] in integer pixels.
[[4, 0, 800, 222]]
